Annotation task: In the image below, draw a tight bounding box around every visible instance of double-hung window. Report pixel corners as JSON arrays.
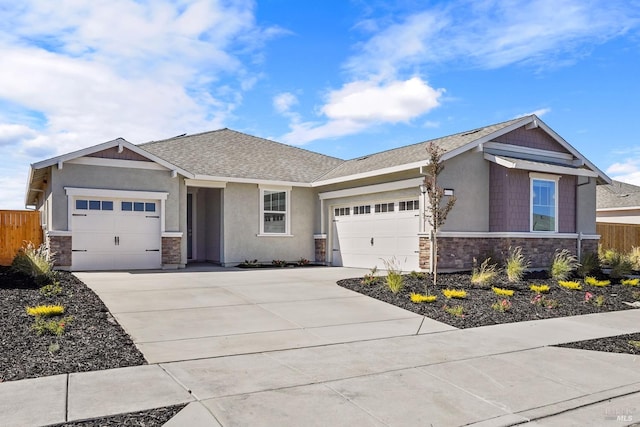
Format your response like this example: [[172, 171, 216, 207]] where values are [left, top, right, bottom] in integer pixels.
[[530, 174, 559, 232], [260, 188, 290, 235]]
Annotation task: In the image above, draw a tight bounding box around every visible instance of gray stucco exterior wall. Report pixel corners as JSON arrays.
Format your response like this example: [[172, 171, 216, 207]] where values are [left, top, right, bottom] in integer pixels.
[[577, 177, 597, 234], [49, 163, 181, 232], [221, 183, 316, 264]]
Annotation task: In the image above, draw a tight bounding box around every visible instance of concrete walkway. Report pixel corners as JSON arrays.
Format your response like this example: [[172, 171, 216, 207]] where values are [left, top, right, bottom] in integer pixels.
[[1, 267, 639, 426]]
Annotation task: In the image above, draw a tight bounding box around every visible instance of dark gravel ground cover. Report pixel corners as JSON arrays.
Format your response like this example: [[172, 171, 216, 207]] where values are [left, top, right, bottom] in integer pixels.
[[0, 266, 146, 382], [49, 404, 187, 427], [338, 271, 640, 354]]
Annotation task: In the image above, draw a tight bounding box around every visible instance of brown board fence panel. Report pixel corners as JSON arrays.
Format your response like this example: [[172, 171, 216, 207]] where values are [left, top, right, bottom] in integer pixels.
[[596, 222, 640, 253], [0, 210, 43, 266]]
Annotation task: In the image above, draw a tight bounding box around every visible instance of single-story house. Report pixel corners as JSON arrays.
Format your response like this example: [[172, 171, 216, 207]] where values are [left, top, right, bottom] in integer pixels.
[[25, 114, 610, 271], [597, 180, 640, 224]]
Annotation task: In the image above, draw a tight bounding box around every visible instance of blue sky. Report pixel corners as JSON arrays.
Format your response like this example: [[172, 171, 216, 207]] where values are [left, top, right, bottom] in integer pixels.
[[1, 0, 640, 208]]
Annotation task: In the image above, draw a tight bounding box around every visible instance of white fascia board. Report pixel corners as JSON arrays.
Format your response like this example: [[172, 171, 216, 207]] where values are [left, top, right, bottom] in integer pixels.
[[66, 157, 168, 171], [64, 187, 168, 200], [193, 174, 310, 187], [535, 119, 611, 184], [597, 206, 640, 212], [319, 177, 423, 200], [483, 141, 574, 161], [484, 153, 598, 178], [185, 179, 227, 188], [30, 138, 194, 179], [24, 166, 36, 207], [312, 161, 427, 187]]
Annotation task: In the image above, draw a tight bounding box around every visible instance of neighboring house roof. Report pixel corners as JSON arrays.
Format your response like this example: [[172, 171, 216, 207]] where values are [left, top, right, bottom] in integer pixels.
[[597, 180, 640, 210], [140, 129, 344, 184]]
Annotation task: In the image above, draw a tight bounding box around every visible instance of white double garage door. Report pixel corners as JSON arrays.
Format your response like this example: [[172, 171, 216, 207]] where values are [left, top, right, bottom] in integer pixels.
[[71, 196, 161, 270], [331, 199, 420, 271]]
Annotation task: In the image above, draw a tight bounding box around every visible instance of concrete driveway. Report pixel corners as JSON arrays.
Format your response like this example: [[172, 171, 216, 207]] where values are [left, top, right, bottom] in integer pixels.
[[66, 266, 640, 427], [76, 266, 454, 363]]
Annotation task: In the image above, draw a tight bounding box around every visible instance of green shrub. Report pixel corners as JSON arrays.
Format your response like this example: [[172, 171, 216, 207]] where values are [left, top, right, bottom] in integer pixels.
[[32, 316, 72, 336], [471, 257, 498, 286], [504, 246, 529, 282], [40, 281, 63, 297], [381, 257, 404, 294], [11, 242, 54, 282], [577, 251, 599, 278], [443, 305, 464, 317], [608, 251, 632, 279], [550, 249, 579, 281]]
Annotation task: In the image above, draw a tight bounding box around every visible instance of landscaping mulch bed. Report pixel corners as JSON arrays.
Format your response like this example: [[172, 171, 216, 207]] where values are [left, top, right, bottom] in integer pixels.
[[50, 404, 187, 427], [337, 271, 640, 330], [558, 332, 640, 355], [0, 266, 146, 382]]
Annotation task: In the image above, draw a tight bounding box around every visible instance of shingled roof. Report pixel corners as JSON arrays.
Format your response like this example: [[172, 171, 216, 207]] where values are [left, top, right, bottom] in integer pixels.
[[313, 116, 525, 182], [140, 129, 343, 183], [597, 180, 640, 209]]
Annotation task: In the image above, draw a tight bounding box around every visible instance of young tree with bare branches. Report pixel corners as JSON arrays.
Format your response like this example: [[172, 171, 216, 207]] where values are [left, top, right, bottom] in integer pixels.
[[422, 142, 456, 290]]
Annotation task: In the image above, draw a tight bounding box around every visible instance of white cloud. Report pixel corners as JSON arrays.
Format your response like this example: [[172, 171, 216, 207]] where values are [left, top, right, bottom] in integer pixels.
[[515, 108, 552, 119], [282, 77, 443, 144], [346, 0, 638, 77], [605, 159, 640, 187], [0, 124, 37, 146], [273, 92, 299, 114]]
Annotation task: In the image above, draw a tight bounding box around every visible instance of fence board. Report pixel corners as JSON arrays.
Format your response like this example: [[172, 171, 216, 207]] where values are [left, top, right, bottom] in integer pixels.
[[0, 210, 43, 266], [596, 222, 640, 253]]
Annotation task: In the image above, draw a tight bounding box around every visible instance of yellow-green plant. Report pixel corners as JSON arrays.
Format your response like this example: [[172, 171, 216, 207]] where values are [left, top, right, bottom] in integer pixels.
[[629, 340, 640, 349], [504, 246, 529, 282], [550, 249, 579, 281], [529, 284, 550, 294], [382, 257, 404, 294], [558, 280, 582, 290], [410, 293, 437, 303], [443, 289, 467, 299], [593, 295, 606, 307], [621, 278, 640, 287], [39, 281, 63, 297], [492, 287, 514, 297], [633, 291, 640, 300], [491, 299, 512, 312], [443, 304, 464, 317], [471, 257, 498, 286], [584, 276, 610, 287], [26, 305, 65, 317], [32, 316, 72, 336]]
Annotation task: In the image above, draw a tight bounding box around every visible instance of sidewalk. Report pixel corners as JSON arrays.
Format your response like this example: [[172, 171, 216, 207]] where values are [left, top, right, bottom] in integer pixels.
[[1, 309, 639, 427]]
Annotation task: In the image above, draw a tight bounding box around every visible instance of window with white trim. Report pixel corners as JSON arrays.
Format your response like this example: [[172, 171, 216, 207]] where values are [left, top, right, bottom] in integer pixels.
[[531, 177, 558, 232], [353, 205, 371, 215], [399, 200, 419, 211], [334, 207, 350, 216], [261, 189, 289, 234]]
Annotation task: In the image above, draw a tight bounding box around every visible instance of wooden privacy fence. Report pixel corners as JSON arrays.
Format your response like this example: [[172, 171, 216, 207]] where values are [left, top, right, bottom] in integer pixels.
[[596, 222, 640, 253], [0, 210, 43, 266]]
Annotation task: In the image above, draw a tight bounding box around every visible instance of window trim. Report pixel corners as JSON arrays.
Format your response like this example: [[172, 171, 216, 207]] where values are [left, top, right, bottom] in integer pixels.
[[258, 186, 292, 237], [530, 173, 560, 233]]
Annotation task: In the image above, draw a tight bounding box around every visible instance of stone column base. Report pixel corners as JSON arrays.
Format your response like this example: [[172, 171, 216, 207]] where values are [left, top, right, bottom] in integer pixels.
[[314, 234, 327, 264]]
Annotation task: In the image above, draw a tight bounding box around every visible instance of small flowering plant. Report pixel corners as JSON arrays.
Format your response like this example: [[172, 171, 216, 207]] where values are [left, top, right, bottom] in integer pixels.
[[531, 294, 559, 309], [584, 291, 594, 303], [491, 299, 512, 312]]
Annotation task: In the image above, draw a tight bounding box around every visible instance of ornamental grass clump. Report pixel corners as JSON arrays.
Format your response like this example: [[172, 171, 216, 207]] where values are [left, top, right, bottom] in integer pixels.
[[382, 257, 404, 294], [410, 293, 437, 303], [26, 305, 65, 317], [621, 278, 640, 287], [504, 246, 529, 282], [471, 257, 498, 286], [577, 251, 599, 278], [443, 304, 464, 317], [11, 242, 55, 284], [492, 287, 514, 297], [584, 276, 610, 287], [529, 284, 550, 294], [558, 280, 582, 290], [443, 289, 467, 299], [550, 249, 579, 281]]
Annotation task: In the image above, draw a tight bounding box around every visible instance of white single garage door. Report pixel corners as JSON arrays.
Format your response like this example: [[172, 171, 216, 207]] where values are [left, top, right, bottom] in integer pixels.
[[331, 199, 420, 271], [71, 197, 161, 270]]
